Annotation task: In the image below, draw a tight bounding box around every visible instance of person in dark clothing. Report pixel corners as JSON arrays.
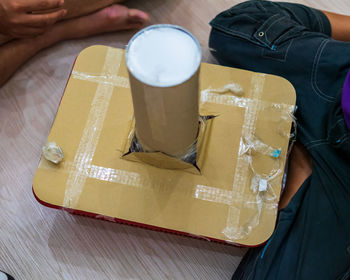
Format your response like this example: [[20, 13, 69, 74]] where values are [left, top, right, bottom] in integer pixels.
[[209, 1, 350, 279]]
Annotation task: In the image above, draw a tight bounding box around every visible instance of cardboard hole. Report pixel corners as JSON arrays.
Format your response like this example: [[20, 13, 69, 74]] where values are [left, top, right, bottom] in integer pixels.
[[121, 115, 216, 173]]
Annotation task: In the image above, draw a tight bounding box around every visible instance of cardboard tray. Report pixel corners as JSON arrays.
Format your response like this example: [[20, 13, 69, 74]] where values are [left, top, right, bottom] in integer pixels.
[[33, 46, 296, 246]]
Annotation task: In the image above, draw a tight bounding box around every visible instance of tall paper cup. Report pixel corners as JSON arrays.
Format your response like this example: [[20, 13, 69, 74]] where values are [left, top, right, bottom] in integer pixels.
[[125, 24, 202, 157]]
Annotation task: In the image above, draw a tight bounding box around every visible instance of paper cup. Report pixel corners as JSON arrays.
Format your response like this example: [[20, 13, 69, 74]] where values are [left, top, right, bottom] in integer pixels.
[[125, 24, 202, 157]]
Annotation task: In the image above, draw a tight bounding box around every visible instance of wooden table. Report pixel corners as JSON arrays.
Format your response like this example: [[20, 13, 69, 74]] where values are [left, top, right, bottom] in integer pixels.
[[0, 0, 348, 279]]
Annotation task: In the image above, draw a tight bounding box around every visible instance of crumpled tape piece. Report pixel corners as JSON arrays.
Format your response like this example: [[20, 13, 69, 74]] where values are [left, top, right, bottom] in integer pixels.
[[211, 83, 244, 95], [240, 135, 282, 159]]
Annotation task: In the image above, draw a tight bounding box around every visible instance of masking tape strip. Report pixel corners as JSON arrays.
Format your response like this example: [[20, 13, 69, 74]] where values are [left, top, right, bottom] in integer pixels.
[[71, 70, 130, 88], [63, 48, 123, 208]]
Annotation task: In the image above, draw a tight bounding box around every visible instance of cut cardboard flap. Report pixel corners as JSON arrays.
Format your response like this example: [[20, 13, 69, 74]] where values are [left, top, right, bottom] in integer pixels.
[[33, 45, 296, 246], [122, 152, 199, 174], [120, 116, 214, 174]]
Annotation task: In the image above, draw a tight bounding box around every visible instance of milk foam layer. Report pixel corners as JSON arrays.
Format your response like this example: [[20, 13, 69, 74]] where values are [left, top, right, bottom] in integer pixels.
[[126, 25, 201, 87]]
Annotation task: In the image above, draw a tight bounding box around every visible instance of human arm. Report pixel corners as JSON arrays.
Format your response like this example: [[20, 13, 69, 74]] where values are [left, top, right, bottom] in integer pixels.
[[0, 0, 67, 37], [322, 10, 350, 41]]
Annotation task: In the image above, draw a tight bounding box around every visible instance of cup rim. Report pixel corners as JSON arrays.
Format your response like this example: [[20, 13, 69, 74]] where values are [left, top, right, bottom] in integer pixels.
[[125, 24, 202, 88]]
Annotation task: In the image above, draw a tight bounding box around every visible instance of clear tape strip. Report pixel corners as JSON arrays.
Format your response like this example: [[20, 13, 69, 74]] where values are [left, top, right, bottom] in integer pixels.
[[41, 161, 193, 194], [63, 48, 123, 208], [200, 89, 295, 114], [71, 71, 294, 114], [89, 165, 143, 187], [223, 73, 271, 240], [194, 184, 277, 210], [43, 160, 279, 211], [71, 68, 294, 116], [44, 59, 292, 241], [72, 70, 130, 88]]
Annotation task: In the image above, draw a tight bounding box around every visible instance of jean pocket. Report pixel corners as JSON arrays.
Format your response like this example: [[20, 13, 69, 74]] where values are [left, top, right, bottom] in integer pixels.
[[211, 1, 308, 47], [253, 14, 306, 49], [312, 40, 350, 102], [211, 8, 306, 63]]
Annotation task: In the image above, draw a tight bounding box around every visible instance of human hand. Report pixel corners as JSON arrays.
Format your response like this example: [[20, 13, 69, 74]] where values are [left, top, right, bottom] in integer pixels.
[[0, 0, 67, 37]]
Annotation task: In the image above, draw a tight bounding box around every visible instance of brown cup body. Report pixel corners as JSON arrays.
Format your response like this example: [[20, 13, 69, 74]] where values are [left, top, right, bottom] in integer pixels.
[[128, 69, 200, 157]]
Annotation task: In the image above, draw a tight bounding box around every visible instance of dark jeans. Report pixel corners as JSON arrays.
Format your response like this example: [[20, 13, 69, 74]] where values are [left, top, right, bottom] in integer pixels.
[[209, 1, 350, 279]]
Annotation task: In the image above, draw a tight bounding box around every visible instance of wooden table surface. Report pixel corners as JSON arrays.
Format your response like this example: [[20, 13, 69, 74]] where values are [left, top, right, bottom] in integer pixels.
[[1, 0, 349, 279]]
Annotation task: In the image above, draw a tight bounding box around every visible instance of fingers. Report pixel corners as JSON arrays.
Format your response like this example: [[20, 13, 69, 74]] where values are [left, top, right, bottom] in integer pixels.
[[25, 9, 67, 28], [23, 0, 65, 12], [10, 26, 47, 37], [127, 9, 150, 24], [0, 0, 67, 38]]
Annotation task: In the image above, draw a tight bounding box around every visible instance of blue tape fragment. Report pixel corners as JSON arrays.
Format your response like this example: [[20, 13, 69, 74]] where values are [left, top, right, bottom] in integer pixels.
[[271, 149, 281, 158]]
